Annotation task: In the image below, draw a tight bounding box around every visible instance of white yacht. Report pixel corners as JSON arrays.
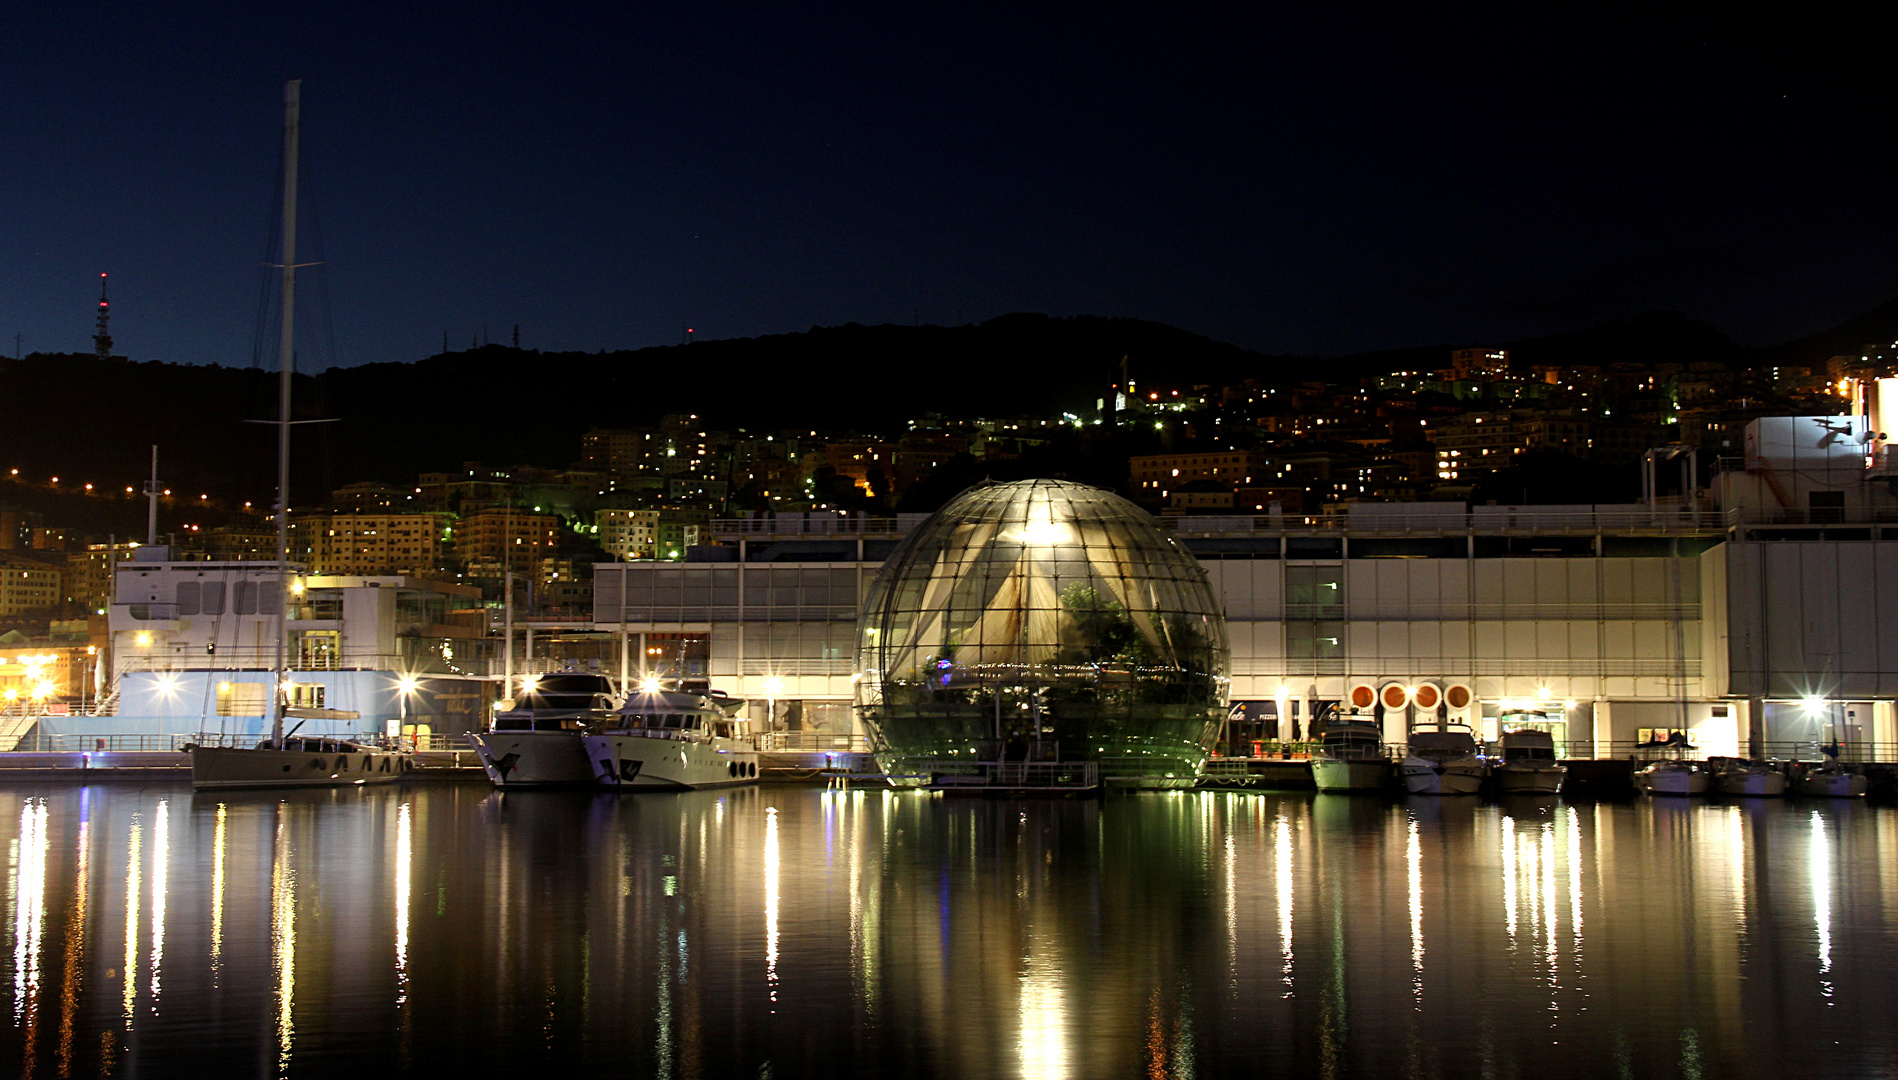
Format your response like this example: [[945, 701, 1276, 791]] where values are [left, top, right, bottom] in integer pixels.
[[583, 690, 760, 790], [1797, 760, 1869, 798], [469, 673, 619, 788], [1492, 729, 1566, 794], [1715, 759, 1787, 797], [1633, 759, 1710, 796], [1310, 718, 1391, 792], [1400, 730, 1487, 795]]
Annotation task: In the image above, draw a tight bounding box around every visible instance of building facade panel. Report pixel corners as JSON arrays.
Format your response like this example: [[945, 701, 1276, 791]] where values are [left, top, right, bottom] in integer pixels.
[[591, 523, 1895, 755], [1724, 541, 1898, 700]]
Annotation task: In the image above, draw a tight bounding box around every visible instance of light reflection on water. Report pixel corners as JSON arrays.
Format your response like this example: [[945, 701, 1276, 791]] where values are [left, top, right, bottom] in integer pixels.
[[0, 785, 1892, 1077]]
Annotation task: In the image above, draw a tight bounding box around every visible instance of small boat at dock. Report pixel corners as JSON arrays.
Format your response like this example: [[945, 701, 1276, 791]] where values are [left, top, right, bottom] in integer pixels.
[[1310, 719, 1390, 792], [191, 727, 408, 790], [1797, 760, 1868, 798], [1634, 759, 1710, 796], [1492, 729, 1566, 794], [1715, 759, 1786, 797], [1400, 730, 1487, 795]]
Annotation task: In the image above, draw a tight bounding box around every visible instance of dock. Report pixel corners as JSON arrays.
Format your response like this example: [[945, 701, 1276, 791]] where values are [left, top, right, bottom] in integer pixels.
[[0, 749, 489, 782]]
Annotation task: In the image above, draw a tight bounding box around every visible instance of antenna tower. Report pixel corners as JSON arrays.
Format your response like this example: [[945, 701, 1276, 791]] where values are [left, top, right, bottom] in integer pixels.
[[93, 273, 113, 360]]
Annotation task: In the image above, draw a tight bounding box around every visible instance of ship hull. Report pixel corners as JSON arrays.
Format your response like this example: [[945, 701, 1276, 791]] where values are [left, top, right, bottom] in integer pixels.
[[1635, 767, 1709, 796], [191, 746, 408, 790], [1493, 763, 1566, 795], [584, 734, 759, 790], [1717, 770, 1787, 797], [1312, 759, 1389, 792], [1400, 758, 1486, 795], [469, 731, 596, 788], [1799, 771, 1868, 798]]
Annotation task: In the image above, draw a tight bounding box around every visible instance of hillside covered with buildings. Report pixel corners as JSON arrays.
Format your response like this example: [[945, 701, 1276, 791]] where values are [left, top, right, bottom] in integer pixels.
[[2, 303, 1895, 645]]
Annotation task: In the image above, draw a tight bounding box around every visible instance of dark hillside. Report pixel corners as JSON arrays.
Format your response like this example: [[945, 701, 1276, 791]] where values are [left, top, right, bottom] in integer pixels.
[[1, 316, 1307, 503]]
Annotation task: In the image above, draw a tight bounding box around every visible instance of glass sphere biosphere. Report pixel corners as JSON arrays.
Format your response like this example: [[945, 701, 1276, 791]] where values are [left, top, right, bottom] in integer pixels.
[[855, 479, 1229, 788]]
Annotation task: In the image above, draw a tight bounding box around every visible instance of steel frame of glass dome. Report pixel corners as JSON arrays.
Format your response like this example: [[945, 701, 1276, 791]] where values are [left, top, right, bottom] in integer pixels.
[[855, 479, 1229, 788]]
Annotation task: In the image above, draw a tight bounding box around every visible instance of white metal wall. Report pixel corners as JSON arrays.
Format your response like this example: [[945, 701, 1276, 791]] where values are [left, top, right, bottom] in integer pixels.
[[1718, 541, 1898, 699], [1216, 555, 1705, 705]]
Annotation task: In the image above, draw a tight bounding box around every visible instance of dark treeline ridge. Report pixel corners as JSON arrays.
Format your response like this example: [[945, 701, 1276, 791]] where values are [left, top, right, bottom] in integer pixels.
[[3, 301, 1894, 508], [0, 314, 1307, 502]]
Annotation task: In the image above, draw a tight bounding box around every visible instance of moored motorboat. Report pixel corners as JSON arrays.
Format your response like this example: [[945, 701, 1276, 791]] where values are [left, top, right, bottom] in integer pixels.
[[1634, 759, 1710, 796], [1716, 759, 1787, 797], [1797, 760, 1868, 798], [469, 673, 619, 788], [1311, 718, 1391, 792], [1401, 730, 1487, 795], [584, 689, 759, 790], [1492, 729, 1566, 794]]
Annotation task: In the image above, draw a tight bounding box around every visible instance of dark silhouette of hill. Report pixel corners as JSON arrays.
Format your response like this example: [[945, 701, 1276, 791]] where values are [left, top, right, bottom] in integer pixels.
[[1756, 296, 1898, 369], [1, 315, 1309, 503], [1327, 309, 1744, 377], [1, 302, 1887, 512]]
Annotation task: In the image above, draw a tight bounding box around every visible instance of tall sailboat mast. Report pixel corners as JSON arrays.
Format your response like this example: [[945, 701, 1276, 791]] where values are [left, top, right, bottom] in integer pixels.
[[270, 78, 302, 747]]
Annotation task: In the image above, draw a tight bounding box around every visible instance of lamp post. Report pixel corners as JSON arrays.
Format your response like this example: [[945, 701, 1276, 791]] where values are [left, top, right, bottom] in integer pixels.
[[764, 676, 784, 734], [396, 674, 419, 743]]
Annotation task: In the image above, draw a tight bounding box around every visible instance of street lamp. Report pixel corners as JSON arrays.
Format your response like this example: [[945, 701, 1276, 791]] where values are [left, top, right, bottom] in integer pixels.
[[763, 676, 785, 732], [394, 674, 420, 741]]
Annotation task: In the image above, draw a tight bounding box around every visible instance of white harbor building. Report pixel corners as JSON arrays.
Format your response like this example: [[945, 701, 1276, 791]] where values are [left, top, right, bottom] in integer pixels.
[[31, 549, 495, 744], [594, 417, 1898, 761]]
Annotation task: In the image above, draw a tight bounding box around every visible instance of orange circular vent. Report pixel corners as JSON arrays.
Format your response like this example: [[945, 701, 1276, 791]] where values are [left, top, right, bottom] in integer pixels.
[[1412, 683, 1441, 710], [1445, 684, 1472, 710], [1349, 684, 1376, 710], [1381, 683, 1410, 710]]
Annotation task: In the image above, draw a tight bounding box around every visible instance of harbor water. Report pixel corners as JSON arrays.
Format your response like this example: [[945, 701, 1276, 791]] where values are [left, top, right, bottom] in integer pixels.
[[2, 784, 1896, 1078]]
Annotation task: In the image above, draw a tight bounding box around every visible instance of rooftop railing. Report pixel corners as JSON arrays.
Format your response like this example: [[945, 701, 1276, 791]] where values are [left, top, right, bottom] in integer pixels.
[[1170, 506, 1736, 537], [708, 517, 912, 538], [1729, 507, 1898, 527]]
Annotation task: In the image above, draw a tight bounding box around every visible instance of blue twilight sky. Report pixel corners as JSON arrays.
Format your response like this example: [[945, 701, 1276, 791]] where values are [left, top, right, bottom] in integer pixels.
[[2, 4, 1895, 369]]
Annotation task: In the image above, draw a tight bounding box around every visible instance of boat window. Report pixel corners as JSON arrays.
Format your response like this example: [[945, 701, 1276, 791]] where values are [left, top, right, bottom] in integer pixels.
[[662, 714, 686, 729], [533, 674, 615, 694], [520, 691, 603, 710]]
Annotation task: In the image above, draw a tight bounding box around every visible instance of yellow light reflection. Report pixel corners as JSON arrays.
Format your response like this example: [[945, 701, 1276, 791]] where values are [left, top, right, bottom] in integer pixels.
[[12, 799, 48, 1030], [395, 802, 412, 1004], [1406, 816, 1423, 1008], [1275, 814, 1293, 996], [1500, 815, 1518, 941], [149, 799, 168, 1009], [57, 808, 90, 1079], [272, 807, 297, 1072], [211, 804, 227, 981], [1224, 831, 1238, 987], [122, 814, 142, 1026], [1812, 811, 1832, 985], [1567, 808, 1584, 963], [764, 805, 779, 1009], [1017, 951, 1070, 1080], [1541, 823, 1558, 992]]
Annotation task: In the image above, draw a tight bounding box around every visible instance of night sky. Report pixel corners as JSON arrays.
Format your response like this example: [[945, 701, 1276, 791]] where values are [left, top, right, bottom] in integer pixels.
[[4, 5, 1894, 368]]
